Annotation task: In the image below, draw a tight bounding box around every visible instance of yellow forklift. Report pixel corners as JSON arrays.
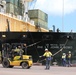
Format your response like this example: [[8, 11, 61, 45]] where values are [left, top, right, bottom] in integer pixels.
[[1, 43, 33, 69]]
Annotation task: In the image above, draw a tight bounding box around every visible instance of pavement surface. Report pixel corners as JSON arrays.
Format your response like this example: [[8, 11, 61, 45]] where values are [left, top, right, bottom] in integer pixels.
[[0, 64, 76, 75]]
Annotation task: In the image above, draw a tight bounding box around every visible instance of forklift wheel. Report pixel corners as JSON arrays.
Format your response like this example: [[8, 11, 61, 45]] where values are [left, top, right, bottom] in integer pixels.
[[9, 66, 14, 68], [22, 62, 29, 69], [2, 59, 10, 68]]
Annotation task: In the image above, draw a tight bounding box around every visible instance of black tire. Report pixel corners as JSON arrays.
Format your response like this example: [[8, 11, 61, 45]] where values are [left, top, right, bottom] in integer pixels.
[[22, 62, 29, 69], [27, 66, 31, 69], [2, 59, 10, 68], [8, 66, 14, 68]]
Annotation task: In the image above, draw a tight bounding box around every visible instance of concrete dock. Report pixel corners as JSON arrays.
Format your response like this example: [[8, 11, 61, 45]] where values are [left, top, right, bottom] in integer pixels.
[[0, 64, 76, 75]]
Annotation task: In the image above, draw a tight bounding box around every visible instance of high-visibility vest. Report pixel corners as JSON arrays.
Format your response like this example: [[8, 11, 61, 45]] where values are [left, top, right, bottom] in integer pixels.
[[68, 53, 71, 58], [43, 51, 52, 57], [62, 55, 66, 59]]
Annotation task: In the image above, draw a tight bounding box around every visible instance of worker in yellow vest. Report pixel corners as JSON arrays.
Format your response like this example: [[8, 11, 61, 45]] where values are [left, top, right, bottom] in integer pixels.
[[62, 53, 66, 67], [67, 51, 72, 67], [39, 48, 52, 70], [14, 46, 24, 59]]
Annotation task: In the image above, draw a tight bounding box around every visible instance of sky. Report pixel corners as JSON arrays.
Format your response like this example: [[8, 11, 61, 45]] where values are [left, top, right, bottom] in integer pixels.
[[30, 0, 76, 32]]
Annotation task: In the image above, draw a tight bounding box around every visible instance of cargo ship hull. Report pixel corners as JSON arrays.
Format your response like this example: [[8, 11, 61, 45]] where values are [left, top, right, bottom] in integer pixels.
[[0, 32, 76, 65]]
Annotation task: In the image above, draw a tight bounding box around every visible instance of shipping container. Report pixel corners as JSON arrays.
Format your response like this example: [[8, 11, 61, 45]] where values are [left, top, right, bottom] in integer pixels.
[[28, 9, 48, 29], [6, 1, 22, 16], [31, 18, 48, 29], [28, 9, 48, 22]]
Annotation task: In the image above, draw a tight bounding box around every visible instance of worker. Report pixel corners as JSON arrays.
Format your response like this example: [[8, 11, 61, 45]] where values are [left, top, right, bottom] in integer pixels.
[[67, 51, 72, 67], [22, 43, 27, 54], [39, 48, 52, 70], [62, 53, 66, 67], [14, 46, 24, 59], [18, 46, 24, 59]]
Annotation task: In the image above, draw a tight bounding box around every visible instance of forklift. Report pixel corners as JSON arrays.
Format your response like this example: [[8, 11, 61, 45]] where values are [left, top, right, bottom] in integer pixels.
[[1, 43, 33, 69]]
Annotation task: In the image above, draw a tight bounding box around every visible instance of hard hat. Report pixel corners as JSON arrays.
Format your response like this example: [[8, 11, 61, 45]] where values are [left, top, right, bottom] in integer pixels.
[[45, 48, 48, 51], [18, 46, 21, 48], [63, 53, 65, 55], [69, 51, 71, 53]]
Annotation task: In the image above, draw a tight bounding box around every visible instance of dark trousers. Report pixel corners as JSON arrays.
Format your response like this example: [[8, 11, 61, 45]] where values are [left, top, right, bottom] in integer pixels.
[[67, 59, 71, 67], [45, 57, 51, 69], [62, 58, 66, 67]]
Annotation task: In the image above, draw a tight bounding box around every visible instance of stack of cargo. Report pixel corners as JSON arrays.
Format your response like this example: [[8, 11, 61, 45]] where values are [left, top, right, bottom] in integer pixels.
[[28, 9, 48, 30], [6, 0, 22, 16]]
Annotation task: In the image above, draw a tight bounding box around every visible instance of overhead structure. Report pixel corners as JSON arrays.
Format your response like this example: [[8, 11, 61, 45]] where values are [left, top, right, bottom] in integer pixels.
[[21, 0, 33, 22], [0, 0, 6, 13]]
